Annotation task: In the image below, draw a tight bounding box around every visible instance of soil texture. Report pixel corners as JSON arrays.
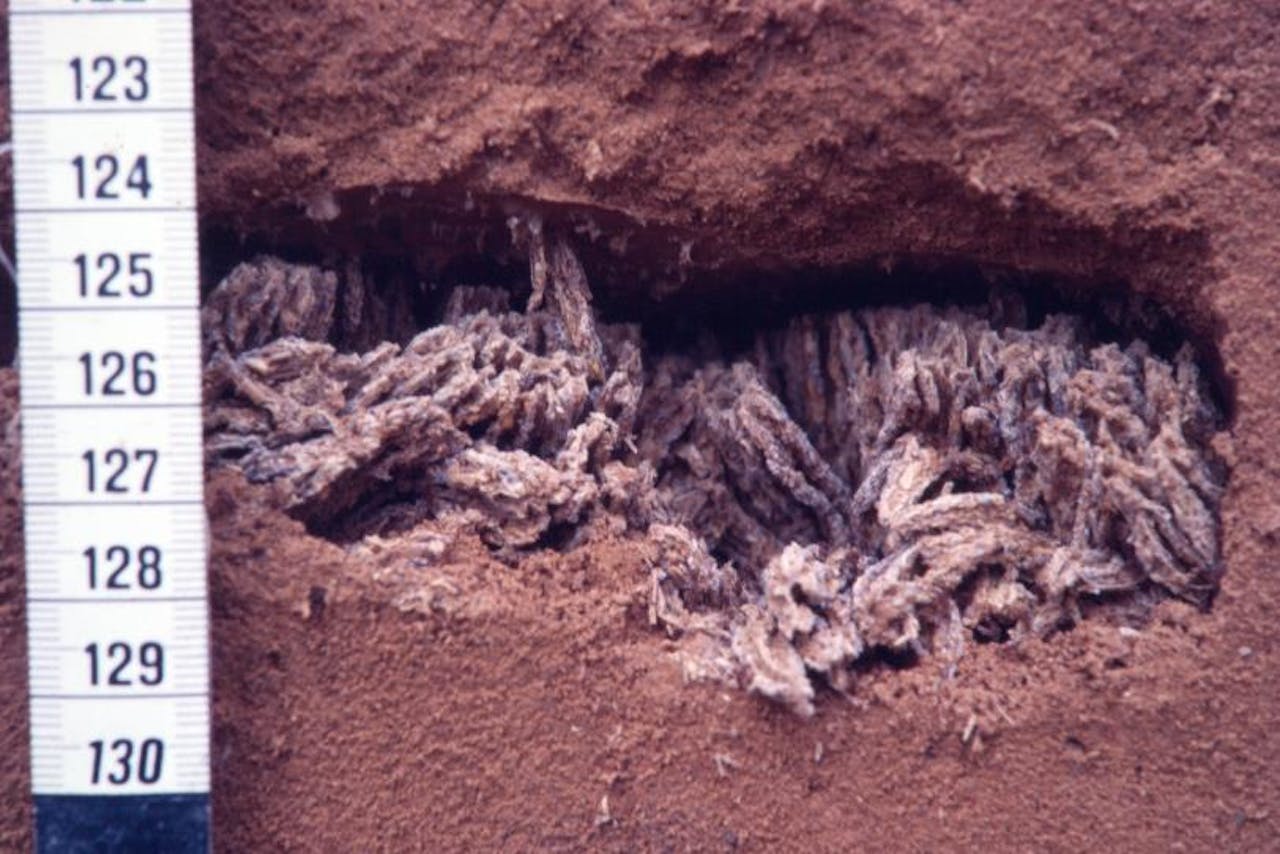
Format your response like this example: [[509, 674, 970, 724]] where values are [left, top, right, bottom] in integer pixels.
[[3, 0, 1280, 850]]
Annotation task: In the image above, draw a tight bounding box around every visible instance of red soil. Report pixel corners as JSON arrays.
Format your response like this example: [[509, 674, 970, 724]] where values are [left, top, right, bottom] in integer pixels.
[[3, 0, 1280, 849]]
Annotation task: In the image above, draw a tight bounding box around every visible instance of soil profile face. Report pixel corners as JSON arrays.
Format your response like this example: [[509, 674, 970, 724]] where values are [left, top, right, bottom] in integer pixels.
[[3, 1, 1280, 851]]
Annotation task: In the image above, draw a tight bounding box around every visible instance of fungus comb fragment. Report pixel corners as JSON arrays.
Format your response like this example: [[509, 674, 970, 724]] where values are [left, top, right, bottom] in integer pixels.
[[204, 241, 1226, 715]]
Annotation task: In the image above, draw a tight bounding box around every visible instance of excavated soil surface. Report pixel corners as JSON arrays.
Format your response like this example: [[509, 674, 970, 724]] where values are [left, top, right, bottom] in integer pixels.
[[3, 1, 1280, 850]]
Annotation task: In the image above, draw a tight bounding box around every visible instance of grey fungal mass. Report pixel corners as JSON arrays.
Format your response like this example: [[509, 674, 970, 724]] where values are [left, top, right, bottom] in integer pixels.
[[203, 236, 1226, 716]]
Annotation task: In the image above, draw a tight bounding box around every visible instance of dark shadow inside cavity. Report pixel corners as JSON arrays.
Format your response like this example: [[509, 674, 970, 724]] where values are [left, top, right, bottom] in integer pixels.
[[621, 258, 1232, 424], [0, 176, 1226, 415], [198, 221, 1233, 422]]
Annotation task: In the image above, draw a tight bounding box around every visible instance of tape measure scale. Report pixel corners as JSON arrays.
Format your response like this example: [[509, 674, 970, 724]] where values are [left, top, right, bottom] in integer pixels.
[[10, 1, 210, 850]]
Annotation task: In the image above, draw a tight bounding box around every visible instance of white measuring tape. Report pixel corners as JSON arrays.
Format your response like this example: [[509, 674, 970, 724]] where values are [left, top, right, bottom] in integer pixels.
[[10, 0, 209, 849]]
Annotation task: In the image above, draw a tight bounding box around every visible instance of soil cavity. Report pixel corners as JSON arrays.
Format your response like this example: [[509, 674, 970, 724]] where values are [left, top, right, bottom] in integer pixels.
[[202, 233, 1225, 716]]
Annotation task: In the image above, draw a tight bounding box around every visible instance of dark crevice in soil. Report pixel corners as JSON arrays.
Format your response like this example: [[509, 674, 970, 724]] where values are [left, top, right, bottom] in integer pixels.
[[196, 199, 1232, 421]]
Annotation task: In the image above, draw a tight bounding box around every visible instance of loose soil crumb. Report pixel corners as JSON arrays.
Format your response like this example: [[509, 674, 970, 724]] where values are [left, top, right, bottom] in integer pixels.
[[203, 233, 1225, 716]]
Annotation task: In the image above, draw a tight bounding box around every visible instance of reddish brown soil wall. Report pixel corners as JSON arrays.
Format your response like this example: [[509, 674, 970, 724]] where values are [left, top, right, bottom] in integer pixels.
[[3, 1, 1280, 850]]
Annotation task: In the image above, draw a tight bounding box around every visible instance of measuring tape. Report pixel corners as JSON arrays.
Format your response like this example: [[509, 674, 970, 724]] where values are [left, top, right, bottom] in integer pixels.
[[10, 0, 209, 850]]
